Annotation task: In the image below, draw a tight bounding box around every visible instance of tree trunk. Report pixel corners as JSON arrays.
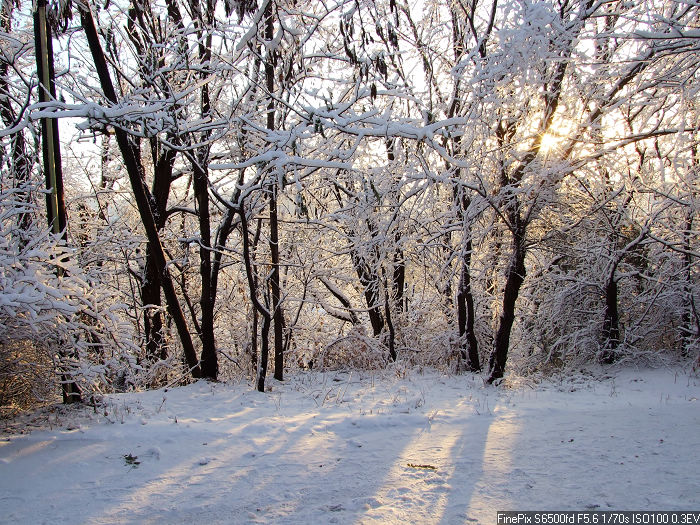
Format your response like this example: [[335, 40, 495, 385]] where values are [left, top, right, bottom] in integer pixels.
[[383, 273, 397, 362], [457, 237, 480, 372], [240, 203, 271, 392], [257, 314, 271, 392], [141, 143, 175, 363], [269, 183, 285, 380], [352, 257, 385, 336], [600, 274, 620, 364], [185, 0, 218, 381], [386, 140, 406, 316], [211, 171, 245, 314], [141, 246, 166, 361], [250, 216, 263, 378], [393, 243, 406, 314], [123, 1, 181, 366], [264, 0, 285, 381], [251, 307, 259, 375], [488, 227, 526, 383], [454, 185, 480, 372], [80, 4, 201, 377], [193, 156, 217, 379]]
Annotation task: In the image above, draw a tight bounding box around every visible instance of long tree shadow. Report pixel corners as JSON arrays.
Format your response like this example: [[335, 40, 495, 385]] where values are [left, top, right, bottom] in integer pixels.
[[0, 373, 500, 524], [4, 372, 696, 524], [437, 376, 700, 521], [70, 372, 453, 524], [354, 381, 505, 524]]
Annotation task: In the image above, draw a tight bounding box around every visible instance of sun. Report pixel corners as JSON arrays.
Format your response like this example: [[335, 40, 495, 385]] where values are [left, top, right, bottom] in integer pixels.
[[537, 118, 580, 157], [539, 132, 562, 154]]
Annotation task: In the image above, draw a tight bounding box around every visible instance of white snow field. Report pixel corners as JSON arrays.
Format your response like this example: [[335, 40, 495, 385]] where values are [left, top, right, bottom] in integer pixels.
[[1, 367, 698, 524]]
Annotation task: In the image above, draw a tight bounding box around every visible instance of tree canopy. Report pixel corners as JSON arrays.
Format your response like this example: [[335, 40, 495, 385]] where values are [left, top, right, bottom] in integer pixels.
[[0, 0, 697, 405]]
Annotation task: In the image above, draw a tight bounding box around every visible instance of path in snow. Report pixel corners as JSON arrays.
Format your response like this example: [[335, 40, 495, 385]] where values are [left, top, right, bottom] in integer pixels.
[[1, 367, 698, 524]]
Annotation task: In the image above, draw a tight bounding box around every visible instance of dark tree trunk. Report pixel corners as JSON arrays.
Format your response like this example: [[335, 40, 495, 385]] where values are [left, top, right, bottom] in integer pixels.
[[600, 275, 620, 364], [141, 144, 175, 363], [140, 260, 165, 364], [393, 244, 406, 315], [485, 119, 532, 384], [251, 307, 259, 374], [124, 1, 181, 365], [142, 246, 166, 361], [250, 217, 263, 377], [352, 257, 385, 336], [446, 122, 479, 372], [264, 1, 285, 381], [193, 155, 217, 379], [457, 237, 480, 372], [454, 185, 480, 372], [192, 77, 217, 380], [488, 227, 526, 383], [269, 183, 285, 380], [257, 314, 271, 392], [384, 274, 397, 362], [386, 140, 406, 316], [482, 0, 576, 383], [80, 4, 201, 377], [332, 182, 384, 337], [442, 233, 454, 309], [240, 204, 271, 392], [163, 0, 219, 380]]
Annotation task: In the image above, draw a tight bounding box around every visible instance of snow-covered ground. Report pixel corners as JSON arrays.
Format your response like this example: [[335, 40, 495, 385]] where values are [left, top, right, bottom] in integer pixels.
[[1, 367, 698, 524]]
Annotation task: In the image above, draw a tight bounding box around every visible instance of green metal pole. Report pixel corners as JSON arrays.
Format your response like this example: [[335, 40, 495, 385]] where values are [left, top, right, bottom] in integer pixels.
[[34, 0, 80, 403], [34, 0, 66, 238]]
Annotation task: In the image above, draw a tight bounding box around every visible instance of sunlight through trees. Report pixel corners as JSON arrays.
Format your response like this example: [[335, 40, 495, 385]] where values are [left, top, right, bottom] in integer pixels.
[[0, 0, 697, 404]]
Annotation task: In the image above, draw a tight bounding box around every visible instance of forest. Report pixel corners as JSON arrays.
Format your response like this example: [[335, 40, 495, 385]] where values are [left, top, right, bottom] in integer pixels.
[[0, 0, 698, 410]]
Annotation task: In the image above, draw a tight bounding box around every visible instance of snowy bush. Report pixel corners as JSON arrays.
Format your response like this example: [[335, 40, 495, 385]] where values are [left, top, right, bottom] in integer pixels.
[[0, 182, 138, 411]]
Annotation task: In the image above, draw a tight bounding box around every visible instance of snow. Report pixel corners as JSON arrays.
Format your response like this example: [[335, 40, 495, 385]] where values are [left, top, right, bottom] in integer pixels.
[[1, 367, 698, 524]]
